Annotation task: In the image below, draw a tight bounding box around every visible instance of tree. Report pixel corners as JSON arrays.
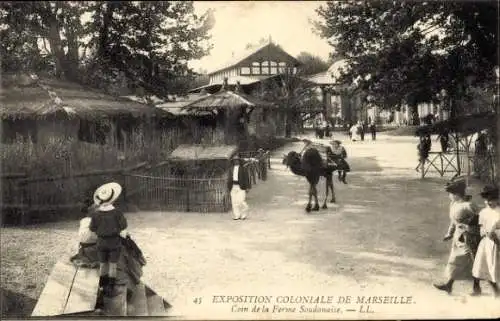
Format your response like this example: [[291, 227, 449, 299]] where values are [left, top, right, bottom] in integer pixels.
[[1, 1, 89, 80], [258, 71, 322, 137], [1, 1, 214, 96], [296, 52, 329, 76], [315, 1, 498, 124], [82, 1, 214, 96]]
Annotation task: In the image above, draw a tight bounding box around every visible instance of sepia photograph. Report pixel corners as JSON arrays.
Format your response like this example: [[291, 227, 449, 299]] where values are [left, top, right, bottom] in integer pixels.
[[0, 0, 499, 319]]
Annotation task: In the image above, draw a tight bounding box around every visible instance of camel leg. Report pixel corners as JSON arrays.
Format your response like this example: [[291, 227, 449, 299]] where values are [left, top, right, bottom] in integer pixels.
[[330, 175, 336, 203], [305, 184, 312, 212], [322, 176, 329, 209], [312, 184, 320, 211]]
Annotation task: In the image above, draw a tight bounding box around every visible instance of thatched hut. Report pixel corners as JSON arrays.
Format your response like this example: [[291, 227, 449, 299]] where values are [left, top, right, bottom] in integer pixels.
[[1, 74, 163, 147], [182, 80, 275, 149]]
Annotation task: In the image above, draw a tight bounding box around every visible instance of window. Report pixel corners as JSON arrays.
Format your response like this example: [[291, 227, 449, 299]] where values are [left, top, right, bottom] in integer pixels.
[[252, 62, 260, 75], [270, 61, 278, 74], [278, 62, 287, 73], [261, 61, 269, 75], [241, 67, 250, 75]]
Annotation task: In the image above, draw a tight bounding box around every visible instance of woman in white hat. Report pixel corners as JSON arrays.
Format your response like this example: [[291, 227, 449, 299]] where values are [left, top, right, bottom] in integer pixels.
[[89, 182, 128, 296], [434, 177, 481, 294]]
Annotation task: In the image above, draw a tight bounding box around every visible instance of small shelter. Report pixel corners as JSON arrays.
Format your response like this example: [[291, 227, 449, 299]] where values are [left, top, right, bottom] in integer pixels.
[[126, 144, 238, 213], [182, 80, 275, 147], [414, 111, 497, 181]]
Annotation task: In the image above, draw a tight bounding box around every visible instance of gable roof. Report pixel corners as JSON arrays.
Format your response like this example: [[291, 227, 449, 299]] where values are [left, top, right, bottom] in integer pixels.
[[207, 41, 301, 75], [308, 59, 349, 85]]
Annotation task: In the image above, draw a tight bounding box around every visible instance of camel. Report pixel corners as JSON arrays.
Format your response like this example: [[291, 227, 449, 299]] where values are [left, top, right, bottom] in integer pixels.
[[282, 147, 337, 212]]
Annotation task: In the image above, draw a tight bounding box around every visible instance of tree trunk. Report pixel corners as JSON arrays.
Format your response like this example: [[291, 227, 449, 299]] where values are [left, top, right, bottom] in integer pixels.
[[98, 2, 115, 60], [496, 102, 500, 184]]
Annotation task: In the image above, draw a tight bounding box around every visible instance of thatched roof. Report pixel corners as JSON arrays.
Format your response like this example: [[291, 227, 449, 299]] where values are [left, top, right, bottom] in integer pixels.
[[0, 74, 162, 120], [182, 89, 274, 114], [415, 112, 497, 137], [168, 144, 238, 161], [156, 93, 213, 116]]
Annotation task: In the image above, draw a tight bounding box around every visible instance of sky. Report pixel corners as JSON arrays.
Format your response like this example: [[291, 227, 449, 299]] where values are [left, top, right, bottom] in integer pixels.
[[188, 1, 333, 72]]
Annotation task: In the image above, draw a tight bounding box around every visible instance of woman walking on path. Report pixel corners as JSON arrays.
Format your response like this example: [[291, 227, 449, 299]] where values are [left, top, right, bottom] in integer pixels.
[[472, 185, 500, 297], [434, 177, 482, 295]]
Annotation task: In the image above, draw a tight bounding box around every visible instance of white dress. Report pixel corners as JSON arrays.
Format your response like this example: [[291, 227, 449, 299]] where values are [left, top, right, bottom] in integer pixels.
[[230, 165, 248, 219], [350, 125, 361, 141], [472, 207, 500, 283]]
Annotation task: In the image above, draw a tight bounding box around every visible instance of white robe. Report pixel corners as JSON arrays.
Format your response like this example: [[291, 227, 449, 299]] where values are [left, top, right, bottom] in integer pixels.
[[230, 165, 249, 219], [472, 207, 500, 282]]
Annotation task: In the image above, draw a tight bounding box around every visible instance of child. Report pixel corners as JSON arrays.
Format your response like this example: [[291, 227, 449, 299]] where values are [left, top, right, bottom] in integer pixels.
[[433, 177, 481, 294], [89, 182, 128, 296], [327, 140, 350, 184], [472, 185, 500, 297]]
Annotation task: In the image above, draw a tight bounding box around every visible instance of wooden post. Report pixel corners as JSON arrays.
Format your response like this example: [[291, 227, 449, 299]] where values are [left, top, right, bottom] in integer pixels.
[[455, 133, 461, 176]]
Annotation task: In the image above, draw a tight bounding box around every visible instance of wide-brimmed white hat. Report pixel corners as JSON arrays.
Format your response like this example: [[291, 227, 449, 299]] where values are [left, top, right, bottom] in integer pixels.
[[93, 182, 122, 206]]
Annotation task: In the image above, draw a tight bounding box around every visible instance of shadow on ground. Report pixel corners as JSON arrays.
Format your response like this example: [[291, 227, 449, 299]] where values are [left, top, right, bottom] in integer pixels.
[[1, 288, 36, 318], [250, 151, 457, 286]]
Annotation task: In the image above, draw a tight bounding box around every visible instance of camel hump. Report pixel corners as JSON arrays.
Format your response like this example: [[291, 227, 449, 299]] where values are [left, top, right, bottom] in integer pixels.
[[302, 148, 323, 172]]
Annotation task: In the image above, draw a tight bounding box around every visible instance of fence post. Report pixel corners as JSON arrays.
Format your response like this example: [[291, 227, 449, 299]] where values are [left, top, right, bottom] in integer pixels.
[[18, 181, 27, 226]]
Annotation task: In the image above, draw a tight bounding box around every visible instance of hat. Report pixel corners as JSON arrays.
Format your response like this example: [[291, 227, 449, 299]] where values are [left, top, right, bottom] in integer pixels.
[[445, 177, 466, 195], [93, 182, 122, 206], [332, 140, 341, 145], [480, 185, 499, 200]]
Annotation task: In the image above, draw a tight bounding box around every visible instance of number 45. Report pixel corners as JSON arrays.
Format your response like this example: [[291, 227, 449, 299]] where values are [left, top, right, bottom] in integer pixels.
[[193, 297, 202, 304]]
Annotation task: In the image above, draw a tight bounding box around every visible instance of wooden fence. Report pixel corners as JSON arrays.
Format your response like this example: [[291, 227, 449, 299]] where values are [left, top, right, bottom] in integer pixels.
[[1, 150, 271, 225]]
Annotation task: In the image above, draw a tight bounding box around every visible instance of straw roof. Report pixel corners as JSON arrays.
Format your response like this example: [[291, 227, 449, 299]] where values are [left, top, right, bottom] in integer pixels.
[[156, 93, 213, 116], [0, 74, 162, 120], [169, 144, 238, 161], [182, 89, 274, 114], [415, 112, 497, 137]]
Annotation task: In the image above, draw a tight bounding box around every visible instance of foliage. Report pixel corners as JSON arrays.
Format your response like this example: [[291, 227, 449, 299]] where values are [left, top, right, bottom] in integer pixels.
[[257, 72, 322, 137], [296, 52, 330, 76], [0, 1, 214, 96], [315, 1, 498, 123]]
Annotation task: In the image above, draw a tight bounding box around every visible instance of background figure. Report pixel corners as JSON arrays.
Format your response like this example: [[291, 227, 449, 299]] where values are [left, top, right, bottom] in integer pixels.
[[228, 156, 250, 220], [439, 130, 450, 153], [473, 130, 488, 178], [360, 121, 365, 141], [369, 121, 377, 141], [416, 134, 432, 172]]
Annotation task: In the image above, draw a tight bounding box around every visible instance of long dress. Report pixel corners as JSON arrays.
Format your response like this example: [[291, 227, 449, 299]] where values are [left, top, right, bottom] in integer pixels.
[[444, 200, 480, 280], [472, 206, 500, 283]]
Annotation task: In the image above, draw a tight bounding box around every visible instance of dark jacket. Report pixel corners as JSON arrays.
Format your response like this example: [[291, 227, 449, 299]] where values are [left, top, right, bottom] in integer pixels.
[[227, 164, 251, 191], [89, 208, 127, 237]]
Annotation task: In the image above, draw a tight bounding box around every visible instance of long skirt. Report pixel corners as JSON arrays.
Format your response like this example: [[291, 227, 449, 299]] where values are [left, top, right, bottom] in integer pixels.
[[230, 185, 249, 219], [445, 229, 479, 280], [472, 237, 499, 283]]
